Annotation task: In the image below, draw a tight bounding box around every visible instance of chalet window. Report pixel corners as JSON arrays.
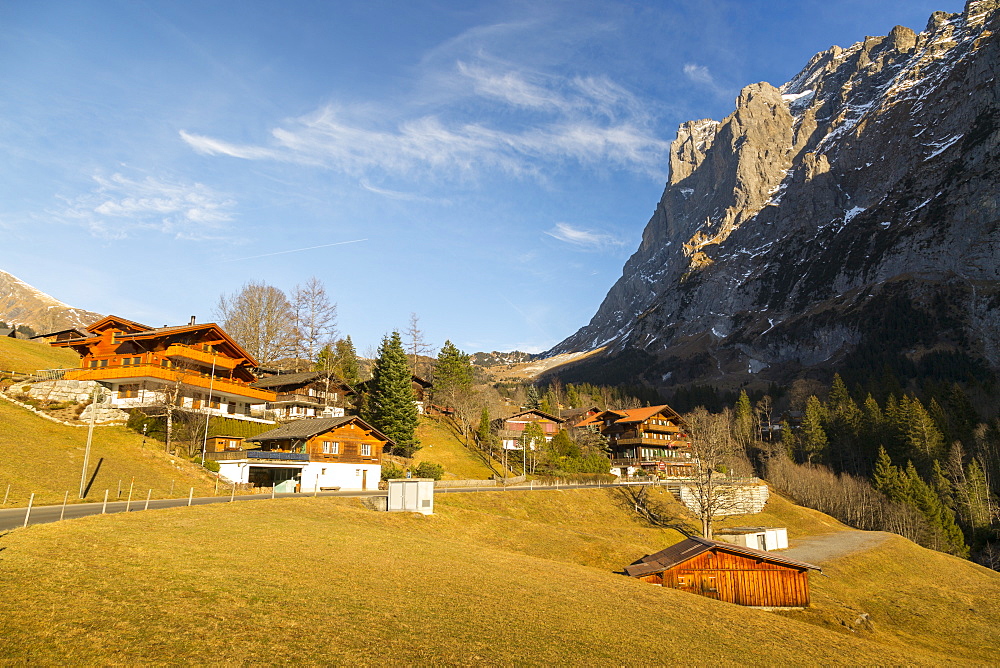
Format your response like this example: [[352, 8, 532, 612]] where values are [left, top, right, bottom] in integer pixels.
[[360, 443, 371, 457], [90, 360, 99, 368], [331, 442, 339, 454], [331, 392, 338, 401], [100, 359, 108, 367], [133, 357, 141, 365], [122, 358, 131, 366]]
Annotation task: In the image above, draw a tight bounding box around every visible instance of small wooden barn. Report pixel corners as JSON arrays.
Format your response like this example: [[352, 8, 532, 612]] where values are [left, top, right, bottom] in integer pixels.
[[624, 536, 821, 608]]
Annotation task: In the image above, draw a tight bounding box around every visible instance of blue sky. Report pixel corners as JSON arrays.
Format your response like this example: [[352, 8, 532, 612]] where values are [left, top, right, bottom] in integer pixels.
[[0, 0, 963, 356]]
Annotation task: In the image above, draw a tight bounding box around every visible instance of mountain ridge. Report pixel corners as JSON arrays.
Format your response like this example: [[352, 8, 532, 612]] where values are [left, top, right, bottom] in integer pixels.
[[0, 270, 103, 333], [545, 1, 1000, 391]]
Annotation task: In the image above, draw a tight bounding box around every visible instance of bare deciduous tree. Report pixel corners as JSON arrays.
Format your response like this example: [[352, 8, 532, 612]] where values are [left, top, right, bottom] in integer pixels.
[[684, 407, 754, 539], [215, 281, 296, 366], [405, 312, 434, 376], [292, 277, 338, 367]]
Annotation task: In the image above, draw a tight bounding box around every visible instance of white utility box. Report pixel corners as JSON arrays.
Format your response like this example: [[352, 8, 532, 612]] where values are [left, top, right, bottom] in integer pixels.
[[714, 526, 788, 551], [387, 478, 435, 515]]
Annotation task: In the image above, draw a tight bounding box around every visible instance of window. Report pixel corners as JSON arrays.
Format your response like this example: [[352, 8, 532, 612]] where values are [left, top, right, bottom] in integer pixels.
[[133, 357, 141, 365], [100, 359, 108, 367], [118, 384, 139, 399], [322, 441, 330, 454], [122, 358, 131, 366], [90, 360, 99, 368], [331, 442, 339, 454], [360, 443, 371, 457], [331, 392, 338, 401]]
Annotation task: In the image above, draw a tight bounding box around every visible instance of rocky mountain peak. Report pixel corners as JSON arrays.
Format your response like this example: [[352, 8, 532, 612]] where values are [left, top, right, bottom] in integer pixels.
[[546, 3, 1000, 392]]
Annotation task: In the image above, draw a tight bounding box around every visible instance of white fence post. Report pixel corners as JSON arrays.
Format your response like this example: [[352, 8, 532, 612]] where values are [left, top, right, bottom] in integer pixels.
[[22, 493, 34, 528], [188, 487, 194, 506], [144, 489, 152, 511], [102, 489, 109, 514], [60, 490, 68, 521], [2, 484, 9, 505]]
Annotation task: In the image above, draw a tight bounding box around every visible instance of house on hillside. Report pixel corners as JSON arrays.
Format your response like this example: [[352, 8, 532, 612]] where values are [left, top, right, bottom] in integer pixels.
[[48, 315, 276, 422], [249, 370, 355, 421], [580, 405, 693, 477], [624, 536, 821, 608], [491, 409, 566, 450], [559, 406, 603, 428], [411, 374, 431, 414], [206, 416, 390, 491]]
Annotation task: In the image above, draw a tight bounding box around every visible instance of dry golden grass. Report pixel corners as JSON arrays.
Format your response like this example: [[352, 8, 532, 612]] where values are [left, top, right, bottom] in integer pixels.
[[411, 416, 501, 479], [0, 336, 79, 375], [1, 489, 997, 665], [0, 400, 218, 506]]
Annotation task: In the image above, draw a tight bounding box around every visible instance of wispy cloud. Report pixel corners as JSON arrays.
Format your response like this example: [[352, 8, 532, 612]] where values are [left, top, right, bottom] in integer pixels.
[[544, 222, 625, 249], [359, 180, 452, 205], [683, 63, 732, 98], [57, 171, 236, 240], [179, 24, 671, 183]]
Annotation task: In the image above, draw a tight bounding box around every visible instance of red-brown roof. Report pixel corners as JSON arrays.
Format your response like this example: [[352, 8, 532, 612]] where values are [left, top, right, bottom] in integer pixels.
[[624, 536, 821, 577]]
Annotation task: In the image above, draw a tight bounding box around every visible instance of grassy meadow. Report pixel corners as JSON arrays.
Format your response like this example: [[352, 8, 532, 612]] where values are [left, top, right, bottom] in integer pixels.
[[408, 416, 503, 479], [1, 488, 998, 665], [0, 400, 218, 506], [0, 335, 79, 375]]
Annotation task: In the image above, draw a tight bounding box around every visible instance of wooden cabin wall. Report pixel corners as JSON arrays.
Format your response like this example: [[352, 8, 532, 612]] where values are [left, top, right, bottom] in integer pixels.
[[658, 550, 810, 607]]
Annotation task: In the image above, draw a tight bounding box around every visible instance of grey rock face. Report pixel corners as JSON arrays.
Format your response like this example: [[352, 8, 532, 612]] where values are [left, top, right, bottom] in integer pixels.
[[548, 2, 1000, 388]]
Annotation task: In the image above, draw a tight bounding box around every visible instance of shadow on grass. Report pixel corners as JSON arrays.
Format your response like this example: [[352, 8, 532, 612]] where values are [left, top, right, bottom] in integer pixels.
[[82, 458, 104, 499], [614, 485, 697, 538]]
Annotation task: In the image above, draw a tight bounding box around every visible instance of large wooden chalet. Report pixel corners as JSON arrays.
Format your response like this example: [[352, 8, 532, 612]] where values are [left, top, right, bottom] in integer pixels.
[[625, 537, 821, 608], [205, 416, 390, 491], [249, 370, 355, 421], [579, 404, 693, 476], [49, 315, 275, 422]]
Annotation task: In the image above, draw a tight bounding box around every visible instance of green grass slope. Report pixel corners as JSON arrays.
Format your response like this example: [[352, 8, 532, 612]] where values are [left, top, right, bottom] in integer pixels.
[[0, 400, 218, 506], [1, 489, 997, 665], [0, 336, 78, 375], [411, 415, 503, 479]]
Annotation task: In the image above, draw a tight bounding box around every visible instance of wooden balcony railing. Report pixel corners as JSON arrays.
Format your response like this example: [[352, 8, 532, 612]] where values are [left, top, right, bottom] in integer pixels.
[[163, 345, 238, 370], [205, 450, 309, 462], [62, 365, 276, 401]]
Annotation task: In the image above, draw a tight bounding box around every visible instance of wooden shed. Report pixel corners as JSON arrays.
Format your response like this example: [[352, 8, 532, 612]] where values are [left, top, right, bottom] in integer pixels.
[[624, 536, 821, 608]]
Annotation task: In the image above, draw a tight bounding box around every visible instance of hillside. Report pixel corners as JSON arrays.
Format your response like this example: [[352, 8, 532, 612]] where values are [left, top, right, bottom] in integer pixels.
[[0, 399, 218, 507], [0, 489, 997, 664], [0, 335, 79, 375], [411, 416, 505, 479], [0, 269, 102, 333], [547, 2, 1000, 393]]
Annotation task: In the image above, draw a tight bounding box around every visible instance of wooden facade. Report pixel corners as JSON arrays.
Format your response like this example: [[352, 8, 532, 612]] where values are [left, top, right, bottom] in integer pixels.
[[245, 417, 388, 466], [48, 315, 275, 420], [625, 537, 820, 608], [492, 409, 566, 450], [582, 405, 693, 475], [250, 371, 355, 421]]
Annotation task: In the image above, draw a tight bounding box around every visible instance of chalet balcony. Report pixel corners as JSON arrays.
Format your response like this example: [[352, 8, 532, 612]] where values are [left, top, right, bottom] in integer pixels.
[[163, 345, 238, 370], [205, 450, 309, 462], [267, 393, 324, 407], [611, 436, 691, 447], [611, 457, 696, 467], [62, 364, 276, 401]]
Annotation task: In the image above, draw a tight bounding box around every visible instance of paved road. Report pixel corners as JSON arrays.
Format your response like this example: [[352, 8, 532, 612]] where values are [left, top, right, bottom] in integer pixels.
[[0, 481, 623, 532], [782, 530, 893, 565]]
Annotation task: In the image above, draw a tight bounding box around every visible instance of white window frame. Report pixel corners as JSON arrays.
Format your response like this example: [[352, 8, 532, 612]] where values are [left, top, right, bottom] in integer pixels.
[[360, 443, 371, 457]]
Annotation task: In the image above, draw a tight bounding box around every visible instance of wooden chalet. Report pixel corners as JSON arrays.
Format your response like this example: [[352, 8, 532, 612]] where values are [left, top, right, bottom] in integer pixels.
[[49, 315, 276, 422], [625, 537, 821, 608], [491, 409, 566, 450], [412, 374, 432, 414], [206, 416, 391, 491], [559, 406, 603, 428], [206, 435, 244, 452], [249, 370, 355, 421], [582, 405, 693, 476]]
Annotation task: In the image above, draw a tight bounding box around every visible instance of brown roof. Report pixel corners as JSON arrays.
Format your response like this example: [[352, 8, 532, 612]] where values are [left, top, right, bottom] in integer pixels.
[[246, 416, 393, 445], [250, 371, 354, 393], [503, 409, 565, 423], [624, 537, 821, 577]]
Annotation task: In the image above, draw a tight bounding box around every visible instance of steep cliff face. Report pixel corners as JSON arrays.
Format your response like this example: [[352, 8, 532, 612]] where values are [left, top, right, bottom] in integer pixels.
[[548, 1, 1000, 389], [0, 270, 103, 332]]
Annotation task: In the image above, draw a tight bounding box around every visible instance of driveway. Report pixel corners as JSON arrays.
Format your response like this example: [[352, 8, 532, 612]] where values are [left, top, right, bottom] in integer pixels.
[[782, 530, 893, 565]]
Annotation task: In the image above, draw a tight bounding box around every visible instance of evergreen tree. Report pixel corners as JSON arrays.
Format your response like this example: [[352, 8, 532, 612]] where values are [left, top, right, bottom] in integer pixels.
[[733, 390, 755, 449], [549, 429, 580, 459], [475, 407, 497, 455], [828, 373, 851, 413], [780, 419, 797, 459], [334, 336, 361, 385], [432, 340, 474, 410], [368, 332, 419, 457], [800, 396, 828, 465], [873, 446, 906, 502], [906, 397, 945, 469], [565, 384, 581, 410], [525, 385, 541, 410]]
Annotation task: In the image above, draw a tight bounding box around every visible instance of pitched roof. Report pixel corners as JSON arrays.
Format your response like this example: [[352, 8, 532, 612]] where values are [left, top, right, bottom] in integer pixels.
[[624, 537, 820, 577], [251, 371, 322, 388], [610, 404, 684, 424], [502, 409, 565, 423], [246, 416, 393, 445]]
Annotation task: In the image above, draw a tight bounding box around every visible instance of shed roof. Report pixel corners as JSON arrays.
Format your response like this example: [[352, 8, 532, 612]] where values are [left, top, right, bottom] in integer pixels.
[[246, 416, 393, 445], [624, 536, 820, 577]]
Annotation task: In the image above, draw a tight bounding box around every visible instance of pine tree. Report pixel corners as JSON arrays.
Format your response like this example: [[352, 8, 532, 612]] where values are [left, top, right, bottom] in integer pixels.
[[733, 390, 755, 449], [800, 396, 828, 465], [368, 332, 419, 457], [828, 373, 851, 413], [475, 407, 497, 455], [432, 340, 473, 411], [333, 336, 361, 385], [873, 446, 906, 502], [525, 385, 541, 410], [565, 384, 581, 410], [906, 397, 945, 469]]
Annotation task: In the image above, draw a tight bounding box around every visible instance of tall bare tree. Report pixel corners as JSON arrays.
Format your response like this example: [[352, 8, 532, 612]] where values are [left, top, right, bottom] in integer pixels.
[[684, 407, 753, 539], [292, 276, 338, 367], [215, 281, 295, 366], [405, 312, 434, 376]]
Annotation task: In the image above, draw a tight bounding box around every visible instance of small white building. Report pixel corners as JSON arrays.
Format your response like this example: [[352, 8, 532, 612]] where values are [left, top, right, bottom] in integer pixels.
[[714, 526, 789, 551]]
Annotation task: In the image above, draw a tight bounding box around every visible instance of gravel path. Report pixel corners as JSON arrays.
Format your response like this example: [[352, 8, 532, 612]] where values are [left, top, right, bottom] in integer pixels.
[[781, 530, 893, 565]]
